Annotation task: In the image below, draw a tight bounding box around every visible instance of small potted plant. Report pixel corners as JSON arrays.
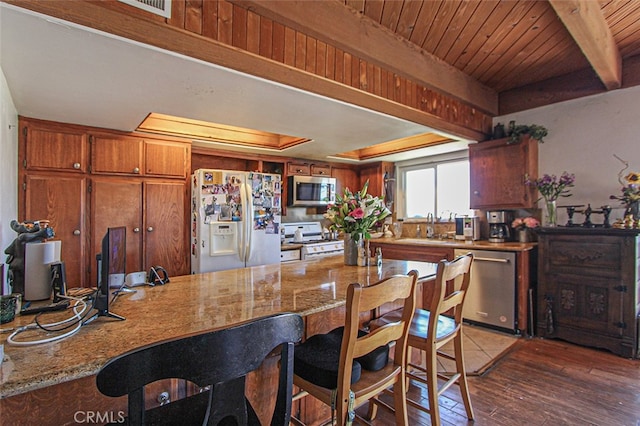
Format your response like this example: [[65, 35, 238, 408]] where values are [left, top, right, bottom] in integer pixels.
[[506, 121, 548, 144], [511, 216, 540, 242]]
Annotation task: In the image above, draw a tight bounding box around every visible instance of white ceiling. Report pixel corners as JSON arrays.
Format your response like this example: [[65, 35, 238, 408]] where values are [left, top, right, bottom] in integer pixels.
[[0, 3, 470, 163]]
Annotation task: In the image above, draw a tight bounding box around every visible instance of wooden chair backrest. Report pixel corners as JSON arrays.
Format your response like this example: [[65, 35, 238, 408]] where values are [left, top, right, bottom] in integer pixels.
[[427, 253, 474, 342], [338, 270, 419, 394], [96, 312, 304, 425]]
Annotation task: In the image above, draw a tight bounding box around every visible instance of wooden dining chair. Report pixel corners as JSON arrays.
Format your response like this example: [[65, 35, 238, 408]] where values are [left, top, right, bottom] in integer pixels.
[[96, 312, 304, 425], [369, 252, 475, 426], [291, 270, 418, 426]]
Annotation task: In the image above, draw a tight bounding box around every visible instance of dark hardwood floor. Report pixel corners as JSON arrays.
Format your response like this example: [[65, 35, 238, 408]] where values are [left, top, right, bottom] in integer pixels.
[[359, 337, 640, 425]]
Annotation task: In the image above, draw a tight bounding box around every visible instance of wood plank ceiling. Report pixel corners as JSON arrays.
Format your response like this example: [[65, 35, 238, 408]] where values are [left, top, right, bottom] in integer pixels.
[[341, 0, 640, 113]]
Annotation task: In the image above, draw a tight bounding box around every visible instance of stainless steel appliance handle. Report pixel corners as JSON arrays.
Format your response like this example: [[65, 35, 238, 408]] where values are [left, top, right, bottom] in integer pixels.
[[474, 256, 510, 263]]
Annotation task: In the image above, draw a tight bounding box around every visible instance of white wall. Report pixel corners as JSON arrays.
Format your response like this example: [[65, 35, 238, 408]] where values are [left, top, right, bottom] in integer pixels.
[[0, 67, 19, 294], [495, 85, 640, 225]]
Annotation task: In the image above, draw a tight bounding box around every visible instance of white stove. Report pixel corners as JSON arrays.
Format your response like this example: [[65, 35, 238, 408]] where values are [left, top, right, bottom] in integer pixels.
[[282, 222, 344, 260]]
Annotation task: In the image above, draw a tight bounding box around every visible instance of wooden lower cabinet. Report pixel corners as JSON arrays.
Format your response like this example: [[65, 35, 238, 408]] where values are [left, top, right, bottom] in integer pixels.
[[22, 174, 88, 289], [143, 181, 189, 277], [537, 228, 640, 358], [90, 178, 189, 284], [90, 179, 144, 286]]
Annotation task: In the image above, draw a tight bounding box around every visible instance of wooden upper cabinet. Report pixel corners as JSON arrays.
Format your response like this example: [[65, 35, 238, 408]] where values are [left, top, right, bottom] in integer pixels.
[[287, 161, 331, 177], [469, 136, 538, 209], [21, 118, 88, 173], [145, 140, 189, 179], [91, 134, 144, 175], [287, 162, 311, 176], [91, 133, 190, 178], [310, 164, 331, 177], [331, 165, 359, 195]]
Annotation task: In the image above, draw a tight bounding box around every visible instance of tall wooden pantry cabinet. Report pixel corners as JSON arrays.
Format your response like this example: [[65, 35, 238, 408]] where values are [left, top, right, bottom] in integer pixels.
[[18, 117, 191, 289]]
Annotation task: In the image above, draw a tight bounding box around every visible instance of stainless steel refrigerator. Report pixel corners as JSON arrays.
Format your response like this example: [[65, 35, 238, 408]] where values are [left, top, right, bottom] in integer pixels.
[[191, 169, 282, 273]]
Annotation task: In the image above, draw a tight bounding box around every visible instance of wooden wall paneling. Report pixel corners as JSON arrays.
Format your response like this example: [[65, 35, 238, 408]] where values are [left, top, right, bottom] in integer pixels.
[[246, 9, 261, 55], [284, 26, 296, 67], [372, 64, 381, 97], [271, 21, 285, 63], [326, 44, 336, 80], [232, 3, 248, 50], [184, 0, 203, 35], [306, 36, 317, 72], [316, 40, 327, 78], [345, 51, 353, 86], [12, 0, 491, 140], [295, 31, 306, 70], [201, 0, 219, 40], [259, 15, 273, 58], [351, 54, 360, 89], [217, 0, 234, 45], [337, 49, 347, 84]]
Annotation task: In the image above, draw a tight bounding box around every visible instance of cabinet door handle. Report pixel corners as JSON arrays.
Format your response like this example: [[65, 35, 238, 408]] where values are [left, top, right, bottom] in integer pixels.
[[73, 230, 81, 236], [473, 190, 480, 195], [133, 167, 140, 174], [147, 227, 154, 232], [133, 227, 140, 233], [73, 163, 81, 170]]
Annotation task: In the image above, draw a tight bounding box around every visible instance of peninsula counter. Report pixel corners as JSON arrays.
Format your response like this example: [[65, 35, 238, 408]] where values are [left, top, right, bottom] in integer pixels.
[[0, 256, 437, 425]]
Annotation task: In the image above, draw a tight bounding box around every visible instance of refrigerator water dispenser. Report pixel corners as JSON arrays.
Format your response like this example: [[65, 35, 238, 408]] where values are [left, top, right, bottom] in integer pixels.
[[209, 222, 238, 256]]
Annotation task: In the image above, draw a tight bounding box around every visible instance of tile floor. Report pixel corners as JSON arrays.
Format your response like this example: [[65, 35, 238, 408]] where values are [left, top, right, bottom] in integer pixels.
[[435, 324, 521, 375]]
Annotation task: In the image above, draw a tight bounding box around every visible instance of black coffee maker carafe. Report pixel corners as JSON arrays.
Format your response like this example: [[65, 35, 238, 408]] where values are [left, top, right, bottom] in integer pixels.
[[487, 211, 513, 243]]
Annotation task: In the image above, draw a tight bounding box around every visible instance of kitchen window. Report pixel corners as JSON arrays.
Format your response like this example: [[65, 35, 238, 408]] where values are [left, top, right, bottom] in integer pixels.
[[396, 152, 472, 220]]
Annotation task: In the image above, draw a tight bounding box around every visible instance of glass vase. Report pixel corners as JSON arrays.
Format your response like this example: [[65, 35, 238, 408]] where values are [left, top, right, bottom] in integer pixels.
[[544, 199, 557, 227], [344, 233, 363, 266]]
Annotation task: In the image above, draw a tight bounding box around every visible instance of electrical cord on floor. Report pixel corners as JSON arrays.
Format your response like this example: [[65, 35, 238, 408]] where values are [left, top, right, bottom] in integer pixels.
[[6, 296, 90, 346]]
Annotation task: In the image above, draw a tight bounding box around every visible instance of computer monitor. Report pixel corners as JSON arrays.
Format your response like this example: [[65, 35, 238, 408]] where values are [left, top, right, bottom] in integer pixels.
[[87, 226, 126, 323]]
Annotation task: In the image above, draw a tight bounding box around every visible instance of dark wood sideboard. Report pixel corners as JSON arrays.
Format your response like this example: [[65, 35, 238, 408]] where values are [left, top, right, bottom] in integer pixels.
[[536, 227, 640, 358]]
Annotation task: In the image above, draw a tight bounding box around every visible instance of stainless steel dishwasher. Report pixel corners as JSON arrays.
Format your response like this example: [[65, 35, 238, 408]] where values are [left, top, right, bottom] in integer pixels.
[[454, 249, 517, 333]]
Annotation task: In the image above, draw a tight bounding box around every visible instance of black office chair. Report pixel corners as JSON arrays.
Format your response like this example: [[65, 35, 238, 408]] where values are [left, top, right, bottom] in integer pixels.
[[96, 313, 304, 425]]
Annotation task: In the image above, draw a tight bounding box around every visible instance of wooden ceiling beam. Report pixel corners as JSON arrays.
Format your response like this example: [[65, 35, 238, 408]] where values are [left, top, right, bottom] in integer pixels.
[[229, 0, 498, 115], [549, 0, 622, 90]]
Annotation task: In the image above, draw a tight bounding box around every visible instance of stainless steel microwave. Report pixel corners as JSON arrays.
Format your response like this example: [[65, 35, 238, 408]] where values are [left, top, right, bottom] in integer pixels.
[[287, 175, 336, 207]]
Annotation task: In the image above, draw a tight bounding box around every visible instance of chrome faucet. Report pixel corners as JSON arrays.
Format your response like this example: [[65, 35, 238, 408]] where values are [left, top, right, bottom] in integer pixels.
[[426, 213, 435, 238]]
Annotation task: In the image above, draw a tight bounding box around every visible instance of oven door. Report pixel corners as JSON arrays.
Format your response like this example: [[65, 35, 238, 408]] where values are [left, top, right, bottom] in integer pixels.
[[280, 249, 301, 263]]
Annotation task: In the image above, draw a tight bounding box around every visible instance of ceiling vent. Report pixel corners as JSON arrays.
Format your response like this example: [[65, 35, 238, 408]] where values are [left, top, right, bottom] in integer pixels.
[[118, 0, 172, 18]]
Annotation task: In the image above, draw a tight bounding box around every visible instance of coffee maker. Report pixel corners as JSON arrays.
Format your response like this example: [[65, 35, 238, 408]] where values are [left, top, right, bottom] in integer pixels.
[[487, 210, 513, 243]]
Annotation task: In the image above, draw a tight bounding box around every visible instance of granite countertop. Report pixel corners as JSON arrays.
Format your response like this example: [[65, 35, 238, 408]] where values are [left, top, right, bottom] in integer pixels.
[[0, 256, 436, 399], [370, 237, 537, 252]]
